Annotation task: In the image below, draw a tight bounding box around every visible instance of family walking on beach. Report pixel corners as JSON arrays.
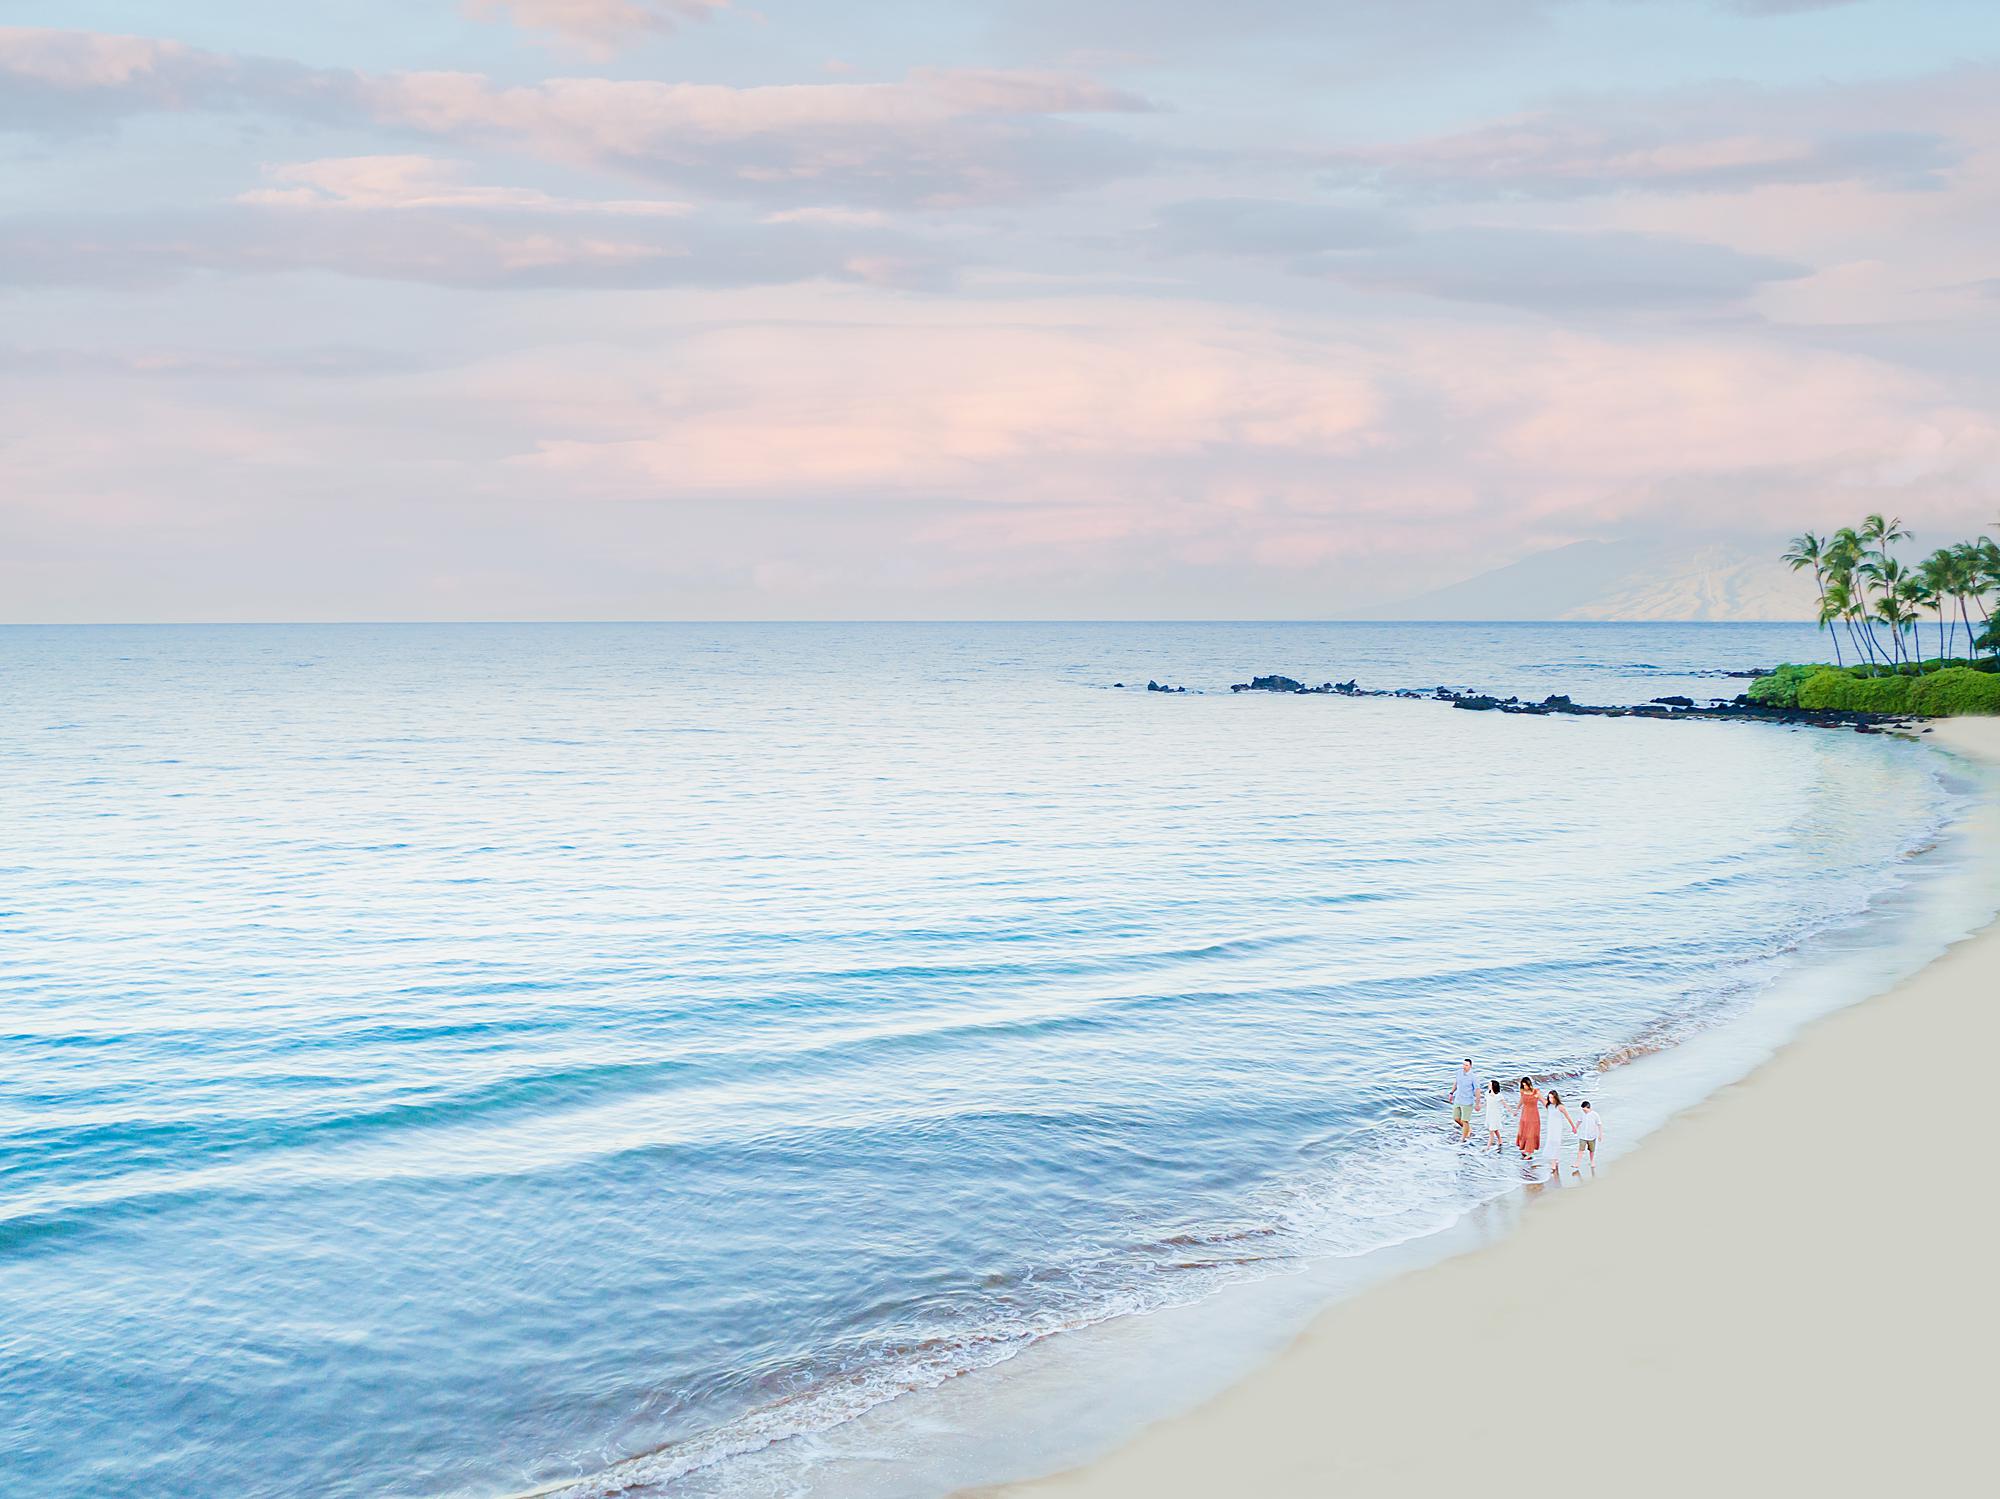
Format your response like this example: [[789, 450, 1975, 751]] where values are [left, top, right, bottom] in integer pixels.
[[1448, 1058, 1602, 1179]]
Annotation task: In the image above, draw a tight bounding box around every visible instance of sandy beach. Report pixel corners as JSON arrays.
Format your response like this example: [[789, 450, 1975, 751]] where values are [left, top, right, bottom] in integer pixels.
[[981, 717, 2000, 1499]]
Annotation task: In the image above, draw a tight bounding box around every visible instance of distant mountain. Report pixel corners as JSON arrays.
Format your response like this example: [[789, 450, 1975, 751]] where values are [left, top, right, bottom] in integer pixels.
[[1359, 539, 1817, 622]]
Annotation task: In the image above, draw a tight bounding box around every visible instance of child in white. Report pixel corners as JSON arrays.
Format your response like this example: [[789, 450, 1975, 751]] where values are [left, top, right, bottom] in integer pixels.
[[1572, 1101, 1603, 1177], [1543, 1089, 1575, 1179], [1483, 1079, 1507, 1150]]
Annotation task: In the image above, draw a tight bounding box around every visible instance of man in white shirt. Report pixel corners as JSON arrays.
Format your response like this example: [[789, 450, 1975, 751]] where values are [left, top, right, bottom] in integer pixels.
[[1572, 1101, 1603, 1178]]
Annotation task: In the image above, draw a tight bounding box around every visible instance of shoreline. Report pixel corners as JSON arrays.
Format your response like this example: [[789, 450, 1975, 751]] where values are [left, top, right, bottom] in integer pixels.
[[970, 716, 2000, 1499]]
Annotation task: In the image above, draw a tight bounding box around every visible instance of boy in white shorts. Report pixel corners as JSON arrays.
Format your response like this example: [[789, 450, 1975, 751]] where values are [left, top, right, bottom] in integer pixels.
[[1572, 1101, 1603, 1178]]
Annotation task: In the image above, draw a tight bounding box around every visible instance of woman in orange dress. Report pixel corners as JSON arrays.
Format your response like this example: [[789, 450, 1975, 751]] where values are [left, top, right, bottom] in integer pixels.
[[1515, 1077, 1541, 1159]]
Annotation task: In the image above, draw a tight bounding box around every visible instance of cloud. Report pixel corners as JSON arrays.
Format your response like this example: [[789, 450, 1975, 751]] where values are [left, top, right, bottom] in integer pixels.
[[0, 27, 354, 135], [0, 203, 948, 292], [0, 26, 212, 91], [1153, 199, 1804, 311], [1429, 328, 1980, 484], [464, 1, 727, 54], [1152, 198, 1398, 255], [6, 12, 1997, 621], [987, 0, 1558, 60], [497, 303, 1384, 495], [1330, 225, 1806, 311], [237, 155, 691, 215], [1321, 116, 1956, 201], [978, 0, 1869, 66], [0, 345, 424, 378], [8, 290, 1994, 621], [1723, 1, 1862, 14], [352, 66, 1154, 204], [481, 296, 1990, 520], [0, 29, 1154, 205]]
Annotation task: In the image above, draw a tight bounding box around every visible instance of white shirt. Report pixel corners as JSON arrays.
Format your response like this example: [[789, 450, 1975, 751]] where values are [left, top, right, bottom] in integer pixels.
[[1576, 1112, 1602, 1141]]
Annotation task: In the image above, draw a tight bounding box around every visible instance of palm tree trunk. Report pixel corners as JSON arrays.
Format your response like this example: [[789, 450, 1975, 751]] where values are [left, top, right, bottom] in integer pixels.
[[1850, 612, 1875, 666]]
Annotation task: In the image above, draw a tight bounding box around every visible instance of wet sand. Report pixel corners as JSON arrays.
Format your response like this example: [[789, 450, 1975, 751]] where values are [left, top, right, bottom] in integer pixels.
[[975, 717, 2000, 1498]]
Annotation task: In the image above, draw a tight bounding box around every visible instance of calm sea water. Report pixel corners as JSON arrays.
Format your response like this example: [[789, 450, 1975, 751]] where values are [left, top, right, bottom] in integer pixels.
[[0, 623, 1981, 1499]]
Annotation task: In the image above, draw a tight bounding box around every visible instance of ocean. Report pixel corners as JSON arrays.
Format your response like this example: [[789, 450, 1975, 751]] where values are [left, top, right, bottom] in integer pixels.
[[3, 622, 1994, 1499]]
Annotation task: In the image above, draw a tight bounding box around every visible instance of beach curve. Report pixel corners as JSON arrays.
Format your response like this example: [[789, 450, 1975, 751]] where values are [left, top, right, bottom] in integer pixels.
[[971, 717, 2000, 1499]]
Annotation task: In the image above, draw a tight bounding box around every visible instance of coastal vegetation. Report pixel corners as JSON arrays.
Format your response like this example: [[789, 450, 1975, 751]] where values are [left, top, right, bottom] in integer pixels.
[[1752, 517, 2000, 716]]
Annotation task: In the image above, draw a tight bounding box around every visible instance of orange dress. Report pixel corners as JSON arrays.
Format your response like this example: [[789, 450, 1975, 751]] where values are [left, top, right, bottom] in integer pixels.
[[1516, 1086, 1541, 1153]]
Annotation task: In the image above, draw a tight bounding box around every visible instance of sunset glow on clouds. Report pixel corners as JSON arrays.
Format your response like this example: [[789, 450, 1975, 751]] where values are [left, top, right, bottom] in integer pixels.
[[3, 2, 1998, 619]]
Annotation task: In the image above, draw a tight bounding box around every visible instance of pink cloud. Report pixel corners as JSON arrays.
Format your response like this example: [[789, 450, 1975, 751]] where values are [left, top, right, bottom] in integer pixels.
[[1325, 116, 1948, 198], [0, 28, 1152, 204], [9, 287, 1996, 618], [237, 155, 691, 215], [464, 2, 728, 55], [452, 296, 2000, 563], [0, 26, 194, 87], [501, 304, 1383, 494], [359, 67, 1148, 144], [7, 21, 2000, 619]]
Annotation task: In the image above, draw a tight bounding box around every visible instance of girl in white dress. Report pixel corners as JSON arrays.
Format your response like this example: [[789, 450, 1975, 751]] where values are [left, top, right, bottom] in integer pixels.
[[1483, 1078, 1507, 1150], [1542, 1089, 1576, 1179]]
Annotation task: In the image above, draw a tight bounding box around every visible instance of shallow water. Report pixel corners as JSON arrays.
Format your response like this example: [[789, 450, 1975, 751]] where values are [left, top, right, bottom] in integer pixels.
[[0, 622, 1974, 1499]]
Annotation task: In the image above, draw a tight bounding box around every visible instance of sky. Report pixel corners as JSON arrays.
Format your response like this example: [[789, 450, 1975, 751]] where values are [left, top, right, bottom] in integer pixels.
[[3, 0, 1998, 621]]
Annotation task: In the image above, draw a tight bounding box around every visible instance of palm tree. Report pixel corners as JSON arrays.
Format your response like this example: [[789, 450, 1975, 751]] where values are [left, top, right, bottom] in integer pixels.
[[1816, 585, 1848, 666], [1827, 527, 1877, 666], [1945, 543, 1983, 663], [1872, 568, 1920, 667], [1783, 531, 1838, 662], [1777, 521, 2000, 668], [1861, 515, 1911, 666], [1861, 553, 1916, 665], [1916, 551, 1955, 664], [1974, 535, 2000, 659], [1944, 551, 1972, 660], [1860, 512, 1912, 557]]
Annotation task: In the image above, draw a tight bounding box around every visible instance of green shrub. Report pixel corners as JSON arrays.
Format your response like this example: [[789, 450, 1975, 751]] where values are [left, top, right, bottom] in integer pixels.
[[1797, 668, 1908, 713], [1852, 673, 1914, 713], [1792, 668, 1848, 710], [1902, 657, 1997, 676], [1791, 665, 1999, 715], [1754, 659, 1999, 714], [1906, 667, 2000, 716], [1748, 663, 1820, 708]]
